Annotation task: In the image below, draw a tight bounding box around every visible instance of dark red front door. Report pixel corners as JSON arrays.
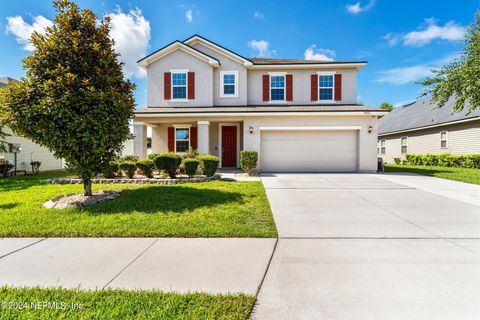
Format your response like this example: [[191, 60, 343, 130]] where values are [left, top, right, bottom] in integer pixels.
[[222, 126, 237, 167]]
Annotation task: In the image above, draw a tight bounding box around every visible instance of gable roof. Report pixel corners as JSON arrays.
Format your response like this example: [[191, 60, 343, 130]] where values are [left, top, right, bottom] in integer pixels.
[[378, 96, 480, 135], [137, 40, 220, 69], [183, 34, 253, 66]]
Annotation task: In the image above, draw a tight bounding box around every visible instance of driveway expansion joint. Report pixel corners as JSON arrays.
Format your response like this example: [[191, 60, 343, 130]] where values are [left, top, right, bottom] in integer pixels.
[[0, 238, 46, 260]]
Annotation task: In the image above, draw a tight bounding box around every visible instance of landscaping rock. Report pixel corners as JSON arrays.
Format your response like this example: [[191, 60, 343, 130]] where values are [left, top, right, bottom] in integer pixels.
[[43, 190, 120, 209]]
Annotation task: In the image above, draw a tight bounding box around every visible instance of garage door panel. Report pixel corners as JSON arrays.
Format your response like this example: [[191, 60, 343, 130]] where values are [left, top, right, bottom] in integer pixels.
[[260, 130, 358, 172]]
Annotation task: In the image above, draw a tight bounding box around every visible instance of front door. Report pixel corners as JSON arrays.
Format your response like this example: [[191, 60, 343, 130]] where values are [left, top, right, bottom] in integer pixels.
[[221, 126, 237, 167]]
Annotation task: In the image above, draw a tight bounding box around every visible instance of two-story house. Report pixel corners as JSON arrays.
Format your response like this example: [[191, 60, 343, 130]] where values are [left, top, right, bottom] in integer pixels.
[[133, 35, 387, 172]]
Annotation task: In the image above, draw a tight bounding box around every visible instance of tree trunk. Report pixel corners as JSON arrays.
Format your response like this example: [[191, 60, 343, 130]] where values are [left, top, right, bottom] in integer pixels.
[[83, 179, 92, 196]]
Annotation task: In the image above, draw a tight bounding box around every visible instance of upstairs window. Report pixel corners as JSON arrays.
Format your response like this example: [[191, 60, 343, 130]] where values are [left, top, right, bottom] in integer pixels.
[[220, 71, 238, 98], [175, 128, 190, 153], [440, 131, 448, 148], [172, 72, 187, 100], [270, 75, 285, 101], [401, 137, 408, 154], [318, 74, 334, 101]]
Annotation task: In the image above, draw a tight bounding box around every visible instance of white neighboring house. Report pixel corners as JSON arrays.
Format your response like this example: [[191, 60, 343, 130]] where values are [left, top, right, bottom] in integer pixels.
[[1, 77, 64, 173], [133, 35, 388, 172]]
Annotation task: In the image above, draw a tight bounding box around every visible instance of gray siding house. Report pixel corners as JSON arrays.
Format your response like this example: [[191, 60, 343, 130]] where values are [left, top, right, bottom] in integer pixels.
[[378, 97, 480, 163]]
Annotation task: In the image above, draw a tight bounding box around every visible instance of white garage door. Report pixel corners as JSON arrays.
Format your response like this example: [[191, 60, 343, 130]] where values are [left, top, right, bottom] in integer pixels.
[[260, 130, 358, 172]]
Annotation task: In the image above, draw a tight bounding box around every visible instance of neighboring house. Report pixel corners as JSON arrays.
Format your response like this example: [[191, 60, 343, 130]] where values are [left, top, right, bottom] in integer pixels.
[[133, 35, 387, 172], [378, 97, 480, 163], [0, 77, 64, 172]]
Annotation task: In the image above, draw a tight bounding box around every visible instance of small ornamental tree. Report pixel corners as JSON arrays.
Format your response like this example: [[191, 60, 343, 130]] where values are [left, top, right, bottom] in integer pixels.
[[0, 0, 134, 195]]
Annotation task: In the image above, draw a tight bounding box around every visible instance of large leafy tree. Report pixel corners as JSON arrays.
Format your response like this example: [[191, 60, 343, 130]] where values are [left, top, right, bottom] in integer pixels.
[[0, 0, 135, 195], [420, 12, 480, 113]]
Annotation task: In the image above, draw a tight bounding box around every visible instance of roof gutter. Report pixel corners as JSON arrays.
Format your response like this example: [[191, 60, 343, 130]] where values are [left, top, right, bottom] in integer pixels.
[[134, 111, 387, 118], [379, 116, 480, 136]]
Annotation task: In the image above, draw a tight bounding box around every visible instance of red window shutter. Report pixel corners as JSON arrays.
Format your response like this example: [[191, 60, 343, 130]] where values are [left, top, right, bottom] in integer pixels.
[[190, 127, 198, 149], [286, 74, 293, 101], [188, 72, 195, 99], [168, 127, 175, 152], [164, 72, 171, 100], [334, 74, 342, 101], [262, 75, 269, 101], [310, 74, 318, 101]]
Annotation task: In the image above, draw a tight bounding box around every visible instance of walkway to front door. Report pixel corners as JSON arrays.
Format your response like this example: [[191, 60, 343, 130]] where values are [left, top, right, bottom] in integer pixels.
[[221, 125, 237, 167]]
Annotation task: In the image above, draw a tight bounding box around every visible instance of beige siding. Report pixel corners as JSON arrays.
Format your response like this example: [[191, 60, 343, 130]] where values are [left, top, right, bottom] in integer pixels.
[[379, 119, 480, 163], [1, 127, 63, 172]]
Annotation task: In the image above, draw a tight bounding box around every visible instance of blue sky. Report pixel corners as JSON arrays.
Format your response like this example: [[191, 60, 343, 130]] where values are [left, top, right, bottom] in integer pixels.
[[0, 0, 478, 108]]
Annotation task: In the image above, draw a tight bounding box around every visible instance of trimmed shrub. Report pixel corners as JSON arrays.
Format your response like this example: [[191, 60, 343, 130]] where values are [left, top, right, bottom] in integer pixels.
[[153, 153, 182, 178], [402, 153, 480, 169], [183, 158, 200, 178], [122, 155, 139, 162], [0, 163, 14, 177], [240, 150, 258, 175], [183, 147, 199, 159], [136, 159, 155, 178], [393, 157, 401, 165], [102, 160, 119, 178], [197, 155, 220, 177], [119, 161, 137, 178], [30, 161, 42, 174], [148, 153, 160, 160]]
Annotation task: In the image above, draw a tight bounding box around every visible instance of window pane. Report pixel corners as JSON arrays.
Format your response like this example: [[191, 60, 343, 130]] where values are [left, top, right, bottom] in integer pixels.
[[223, 74, 235, 84], [441, 141, 447, 148], [401, 146, 407, 154], [381, 147, 386, 154], [441, 132, 447, 140], [224, 84, 235, 95], [172, 73, 186, 85], [176, 141, 189, 153], [319, 88, 333, 100], [271, 88, 284, 100], [270, 76, 284, 88], [380, 140, 385, 147], [175, 128, 189, 140], [319, 75, 333, 87], [401, 138, 407, 146], [172, 87, 186, 99]]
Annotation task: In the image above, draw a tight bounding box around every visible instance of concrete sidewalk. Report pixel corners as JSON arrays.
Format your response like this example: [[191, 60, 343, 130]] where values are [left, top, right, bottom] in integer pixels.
[[0, 237, 276, 295]]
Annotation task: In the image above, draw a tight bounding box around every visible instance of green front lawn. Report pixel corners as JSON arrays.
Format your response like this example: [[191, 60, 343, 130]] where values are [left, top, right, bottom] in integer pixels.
[[0, 287, 255, 320], [0, 172, 277, 237], [385, 164, 480, 185]]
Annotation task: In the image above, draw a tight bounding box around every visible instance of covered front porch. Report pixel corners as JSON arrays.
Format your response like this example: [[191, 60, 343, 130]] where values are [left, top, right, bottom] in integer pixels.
[[133, 120, 244, 168]]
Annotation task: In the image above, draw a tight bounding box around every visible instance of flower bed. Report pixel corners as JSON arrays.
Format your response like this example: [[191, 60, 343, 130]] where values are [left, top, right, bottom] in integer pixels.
[[46, 175, 219, 185]]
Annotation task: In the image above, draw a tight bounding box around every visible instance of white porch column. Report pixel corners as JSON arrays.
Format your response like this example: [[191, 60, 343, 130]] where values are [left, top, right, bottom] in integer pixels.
[[133, 121, 147, 159], [197, 121, 210, 155]]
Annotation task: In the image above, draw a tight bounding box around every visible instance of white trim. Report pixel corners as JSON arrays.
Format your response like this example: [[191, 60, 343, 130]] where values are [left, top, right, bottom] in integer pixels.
[[379, 116, 480, 136], [317, 71, 337, 75], [197, 120, 210, 125], [172, 124, 192, 128], [400, 136, 408, 154], [133, 121, 146, 126], [219, 71, 239, 98], [218, 123, 240, 168], [440, 130, 448, 149], [269, 74, 286, 102], [138, 41, 220, 69], [170, 70, 189, 102], [317, 73, 335, 103], [135, 111, 387, 118], [184, 36, 253, 66], [259, 126, 361, 131]]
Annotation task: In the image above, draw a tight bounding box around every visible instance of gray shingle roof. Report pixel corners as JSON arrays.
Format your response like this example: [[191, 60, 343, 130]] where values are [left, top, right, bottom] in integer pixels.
[[378, 96, 480, 135], [0, 77, 15, 88]]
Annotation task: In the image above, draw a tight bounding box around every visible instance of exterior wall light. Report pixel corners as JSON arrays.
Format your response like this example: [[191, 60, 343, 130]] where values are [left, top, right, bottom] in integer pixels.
[[249, 126, 254, 134], [368, 126, 373, 133]]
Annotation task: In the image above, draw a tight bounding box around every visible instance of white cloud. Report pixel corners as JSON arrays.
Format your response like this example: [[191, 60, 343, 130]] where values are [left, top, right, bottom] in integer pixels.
[[382, 32, 400, 46], [5, 8, 151, 79], [248, 39, 276, 57], [346, 0, 375, 14], [185, 9, 193, 23], [403, 18, 466, 46], [253, 11, 264, 19], [304, 45, 336, 61], [107, 8, 151, 78], [376, 65, 433, 85], [6, 15, 53, 51]]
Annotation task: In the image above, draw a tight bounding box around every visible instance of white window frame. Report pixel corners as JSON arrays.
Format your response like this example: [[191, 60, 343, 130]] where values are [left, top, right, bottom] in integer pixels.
[[170, 69, 189, 102], [317, 71, 335, 103], [401, 136, 408, 154], [219, 71, 239, 98], [378, 139, 386, 155], [440, 131, 448, 149], [269, 72, 287, 103], [173, 125, 191, 154]]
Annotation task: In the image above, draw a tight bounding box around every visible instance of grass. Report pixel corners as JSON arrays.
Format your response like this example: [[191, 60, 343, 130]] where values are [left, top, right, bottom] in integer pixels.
[[385, 164, 480, 185], [0, 286, 255, 320], [0, 172, 277, 237]]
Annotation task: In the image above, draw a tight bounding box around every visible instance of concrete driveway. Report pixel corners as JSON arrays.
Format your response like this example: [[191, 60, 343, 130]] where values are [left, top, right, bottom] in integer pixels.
[[254, 173, 479, 320]]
